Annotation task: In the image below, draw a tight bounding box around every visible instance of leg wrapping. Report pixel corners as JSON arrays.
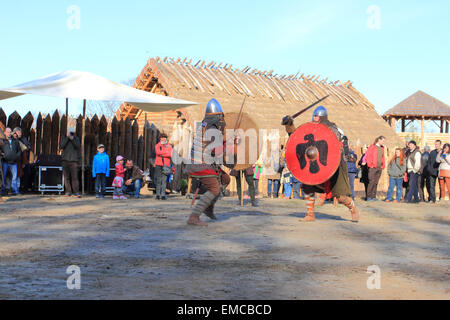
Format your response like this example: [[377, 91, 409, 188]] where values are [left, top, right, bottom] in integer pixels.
[[192, 191, 216, 217]]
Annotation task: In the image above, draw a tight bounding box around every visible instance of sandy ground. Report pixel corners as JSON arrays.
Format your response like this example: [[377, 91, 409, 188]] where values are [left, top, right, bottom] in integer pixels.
[[0, 193, 448, 300]]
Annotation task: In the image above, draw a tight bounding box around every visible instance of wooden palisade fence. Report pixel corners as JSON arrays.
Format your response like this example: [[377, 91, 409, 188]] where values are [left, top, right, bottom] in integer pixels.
[[0, 108, 174, 192]]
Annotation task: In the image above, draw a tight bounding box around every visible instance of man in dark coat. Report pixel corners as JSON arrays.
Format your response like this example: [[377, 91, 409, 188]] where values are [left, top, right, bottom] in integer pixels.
[[13, 127, 33, 193], [427, 140, 442, 203], [60, 127, 81, 197], [122, 159, 144, 198], [419, 145, 431, 202], [1, 127, 22, 195]]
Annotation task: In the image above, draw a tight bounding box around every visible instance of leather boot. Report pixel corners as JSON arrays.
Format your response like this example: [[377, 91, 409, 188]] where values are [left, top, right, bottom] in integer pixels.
[[204, 205, 216, 220], [302, 194, 316, 222], [316, 193, 326, 206], [338, 195, 359, 222], [188, 191, 216, 226], [204, 196, 219, 220], [187, 214, 208, 226]]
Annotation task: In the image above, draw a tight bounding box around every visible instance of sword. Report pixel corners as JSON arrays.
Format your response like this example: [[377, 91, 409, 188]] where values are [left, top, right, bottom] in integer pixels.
[[281, 95, 329, 125]]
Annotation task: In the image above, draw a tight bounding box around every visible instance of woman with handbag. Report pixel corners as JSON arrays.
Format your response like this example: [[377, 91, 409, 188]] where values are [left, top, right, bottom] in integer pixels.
[[358, 147, 369, 200], [436, 143, 450, 201], [385, 148, 406, 203], [154, 133, 173, 200]]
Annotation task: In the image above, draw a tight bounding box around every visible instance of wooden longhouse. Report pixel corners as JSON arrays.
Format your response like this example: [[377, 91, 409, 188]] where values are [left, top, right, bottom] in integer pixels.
[[117, 57, 402, 148], [116, 57, 404, 195]]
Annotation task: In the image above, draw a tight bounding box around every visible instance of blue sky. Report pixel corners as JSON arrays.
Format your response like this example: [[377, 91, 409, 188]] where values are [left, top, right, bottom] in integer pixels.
[[0, 0, 448, 130]]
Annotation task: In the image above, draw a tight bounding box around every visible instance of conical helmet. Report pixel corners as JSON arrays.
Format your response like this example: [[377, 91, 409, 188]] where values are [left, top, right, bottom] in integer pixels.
[[205, 98, 223, 115], [312, 105, 328, 121]]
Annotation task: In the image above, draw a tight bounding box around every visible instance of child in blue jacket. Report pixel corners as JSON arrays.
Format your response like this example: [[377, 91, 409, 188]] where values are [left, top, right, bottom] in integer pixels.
[[92, 144, 110, 198]]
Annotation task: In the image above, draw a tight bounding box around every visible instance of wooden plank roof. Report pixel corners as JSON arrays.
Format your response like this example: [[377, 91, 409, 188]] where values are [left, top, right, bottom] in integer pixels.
[[115, 57, 407, 148], [384, 91, 450, 118], [117, 57, 375, 119]]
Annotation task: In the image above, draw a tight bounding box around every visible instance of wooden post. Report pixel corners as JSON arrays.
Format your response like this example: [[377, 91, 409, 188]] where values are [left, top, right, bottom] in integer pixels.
[[392, 118, 397, 132], [81, 99, 86, 195], [440, 120, 444, 133], [51, 110, 60, 155], [187, 176, 192, 195], [65, 98, 69, 134], [143, 113, 148, 170], [446, 120, 449, 134], [420, 117, 425, 148], [240, 171, 244, 207], [401, 119, 405, 132]]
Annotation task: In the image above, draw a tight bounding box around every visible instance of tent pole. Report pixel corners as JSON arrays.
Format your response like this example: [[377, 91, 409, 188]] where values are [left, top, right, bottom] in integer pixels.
[[81, 99, 86, 196], [65, 98, 69, 134], [420, 117, 425, 148], [144, 112, 147, 170]]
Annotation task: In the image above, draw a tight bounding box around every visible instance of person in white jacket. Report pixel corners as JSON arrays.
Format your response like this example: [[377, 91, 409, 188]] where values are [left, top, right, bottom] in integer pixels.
[[405, 140, 422, 203], [436, 143, 450, 201]]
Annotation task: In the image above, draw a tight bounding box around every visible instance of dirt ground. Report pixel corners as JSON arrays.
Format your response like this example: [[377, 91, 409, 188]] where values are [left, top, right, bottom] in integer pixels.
[[0, 192, 448, 300]]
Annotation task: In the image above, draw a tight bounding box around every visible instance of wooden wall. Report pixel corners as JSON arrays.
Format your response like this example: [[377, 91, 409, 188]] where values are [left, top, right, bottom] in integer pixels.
[[0, 109, 161, 171]]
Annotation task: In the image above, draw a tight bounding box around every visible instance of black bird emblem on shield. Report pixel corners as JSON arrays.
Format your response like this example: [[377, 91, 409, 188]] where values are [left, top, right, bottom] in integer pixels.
[[296, 133, 328, 174]]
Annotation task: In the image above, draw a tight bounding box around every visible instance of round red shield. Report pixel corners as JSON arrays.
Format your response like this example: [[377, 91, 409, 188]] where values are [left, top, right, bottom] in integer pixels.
[[285, 122, 341, 185]]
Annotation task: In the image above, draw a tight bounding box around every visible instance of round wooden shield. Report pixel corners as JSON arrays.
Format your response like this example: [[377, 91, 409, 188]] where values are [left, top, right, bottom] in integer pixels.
[[223, 112, 260, 171], [285, 122, 341, 185]]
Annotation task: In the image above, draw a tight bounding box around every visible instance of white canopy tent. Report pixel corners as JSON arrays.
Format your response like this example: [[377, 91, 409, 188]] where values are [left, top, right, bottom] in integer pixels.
[[0, 70, 197, 111]]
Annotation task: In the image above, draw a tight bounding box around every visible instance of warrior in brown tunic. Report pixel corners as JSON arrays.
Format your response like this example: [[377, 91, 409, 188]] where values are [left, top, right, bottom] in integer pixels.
[[185, 99, 233, 226], [283, 106, 359, 222]]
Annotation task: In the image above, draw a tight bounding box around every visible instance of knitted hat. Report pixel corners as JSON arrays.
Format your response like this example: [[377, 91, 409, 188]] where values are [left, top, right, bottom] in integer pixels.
[[116, 155, 124, 162]]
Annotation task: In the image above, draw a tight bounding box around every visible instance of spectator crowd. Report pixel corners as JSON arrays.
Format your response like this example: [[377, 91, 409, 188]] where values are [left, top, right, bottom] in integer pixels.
[[257, 136, 450, 205], [1, 124, 449, 205], [358, 138, 450, 203]]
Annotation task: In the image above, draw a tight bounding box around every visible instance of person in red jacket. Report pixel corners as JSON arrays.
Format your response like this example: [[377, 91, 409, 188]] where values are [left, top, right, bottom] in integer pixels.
[[154, 133, 173, 200], [364, 136, 386, 201]]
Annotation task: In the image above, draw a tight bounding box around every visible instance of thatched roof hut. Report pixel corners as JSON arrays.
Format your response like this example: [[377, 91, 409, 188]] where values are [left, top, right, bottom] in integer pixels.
[[116, 57, 402, 149], [383, 91, 449, 147], [384, 90, 450, 119], [383, 90, 449, 132]]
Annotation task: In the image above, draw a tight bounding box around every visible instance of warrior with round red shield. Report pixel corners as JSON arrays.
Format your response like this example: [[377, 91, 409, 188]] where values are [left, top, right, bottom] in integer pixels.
[[282, 106, 359, 222]]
